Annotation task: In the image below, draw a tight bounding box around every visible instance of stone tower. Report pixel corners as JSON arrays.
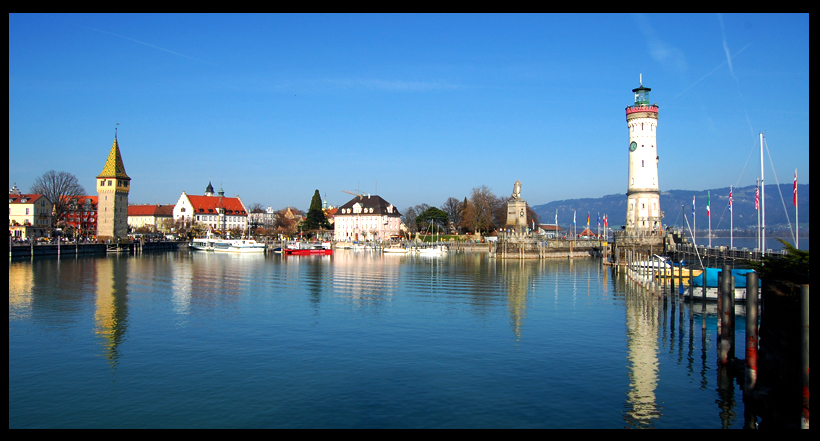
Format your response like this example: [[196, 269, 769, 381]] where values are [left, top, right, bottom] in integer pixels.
[[96, 132, 131, 241], [625, 76, 662, 232]]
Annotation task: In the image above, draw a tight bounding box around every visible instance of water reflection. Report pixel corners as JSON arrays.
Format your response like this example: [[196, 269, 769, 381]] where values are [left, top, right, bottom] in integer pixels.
[[622, 281, 661, 428], [93, 256, 130, 367], [10, 251, 755, 428], [9, 262, 34, 320]]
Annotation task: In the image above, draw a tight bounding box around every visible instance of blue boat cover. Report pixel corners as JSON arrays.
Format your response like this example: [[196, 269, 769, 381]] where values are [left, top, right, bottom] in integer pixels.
[[692, 268, 760, 288]]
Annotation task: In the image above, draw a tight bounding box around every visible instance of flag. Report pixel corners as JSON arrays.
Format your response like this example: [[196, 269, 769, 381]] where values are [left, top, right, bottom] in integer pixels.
[[729, 187, 733, 212], [755, 187, 759, 210], [587, 213, 590, 227], [573, 210, 576, 225], [692, 196, 695, 219], [707, 193, 711, 217], [794, 169, 798, 207]]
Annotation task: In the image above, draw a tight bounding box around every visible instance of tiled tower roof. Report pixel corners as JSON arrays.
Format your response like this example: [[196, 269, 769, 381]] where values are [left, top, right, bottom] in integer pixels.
[[97, 135, 130, 180]]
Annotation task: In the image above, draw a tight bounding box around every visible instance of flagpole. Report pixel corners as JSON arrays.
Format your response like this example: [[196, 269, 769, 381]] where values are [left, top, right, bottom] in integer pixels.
[[708, 191, 712, 248], [760, 133, 765, 257], [794, 169, 798, 249], [730, 186, 733, 249]]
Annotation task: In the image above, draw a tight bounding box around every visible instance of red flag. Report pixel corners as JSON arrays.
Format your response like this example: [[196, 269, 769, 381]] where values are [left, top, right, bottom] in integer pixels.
[[755, 187, 759, 210], [794, 169, 798, 207], [729, 187, 733, 211]]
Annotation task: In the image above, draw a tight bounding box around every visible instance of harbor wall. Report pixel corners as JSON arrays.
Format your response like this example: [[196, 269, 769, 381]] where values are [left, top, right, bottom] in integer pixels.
[[10, 241, 184, 258]]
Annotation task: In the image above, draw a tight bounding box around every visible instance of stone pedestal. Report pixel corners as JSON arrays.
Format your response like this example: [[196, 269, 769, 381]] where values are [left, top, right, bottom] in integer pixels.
[[506, 199, 528, 235]]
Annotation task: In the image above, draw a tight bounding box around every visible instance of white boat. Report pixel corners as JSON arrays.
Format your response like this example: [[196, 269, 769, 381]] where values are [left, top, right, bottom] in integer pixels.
[[417, 244, 448, 256], [383, 244, 409, 254], [189, 231, 223, 251], [628, 254, 670, 274], [213, 239, 266, 253], [190, 237, 221, 251]]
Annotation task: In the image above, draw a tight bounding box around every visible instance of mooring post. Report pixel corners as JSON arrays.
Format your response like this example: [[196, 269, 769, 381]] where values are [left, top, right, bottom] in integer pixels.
[[729, 271, 736, 361], [718, 265, 733, 366], [670, 259, 675, 294], [678, 259, 684, 297], [745, 271, 759, 394], [801, 284, 809, 430]]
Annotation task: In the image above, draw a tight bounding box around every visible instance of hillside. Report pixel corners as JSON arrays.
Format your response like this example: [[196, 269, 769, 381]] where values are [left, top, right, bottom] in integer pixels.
[[531, 183, 808, 235]]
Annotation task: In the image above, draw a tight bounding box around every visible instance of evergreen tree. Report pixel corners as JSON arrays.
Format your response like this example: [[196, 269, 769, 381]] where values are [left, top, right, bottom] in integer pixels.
[[303, 190, 329, 231]]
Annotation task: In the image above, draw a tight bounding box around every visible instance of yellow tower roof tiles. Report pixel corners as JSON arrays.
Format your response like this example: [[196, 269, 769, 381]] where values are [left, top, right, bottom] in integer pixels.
[[97, 136, 130, 180]]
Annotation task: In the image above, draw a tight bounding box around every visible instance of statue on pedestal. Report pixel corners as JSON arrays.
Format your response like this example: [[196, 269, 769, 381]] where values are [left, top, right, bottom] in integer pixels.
[[512, 180, 522, 200]]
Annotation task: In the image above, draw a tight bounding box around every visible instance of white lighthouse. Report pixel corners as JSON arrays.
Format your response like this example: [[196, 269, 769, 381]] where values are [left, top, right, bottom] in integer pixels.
[[625, 75, 661, 232]]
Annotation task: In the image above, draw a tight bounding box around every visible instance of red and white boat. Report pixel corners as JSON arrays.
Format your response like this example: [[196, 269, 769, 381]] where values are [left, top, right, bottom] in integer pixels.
[[284, 241, 332, 256]]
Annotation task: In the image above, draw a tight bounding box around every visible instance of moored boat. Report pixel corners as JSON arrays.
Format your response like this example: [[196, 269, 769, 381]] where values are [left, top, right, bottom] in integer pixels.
[[213, 239, 266, 253], [383, 244, 409, 254], [685, 267, 760, 302], [284, 241, 332, 256]]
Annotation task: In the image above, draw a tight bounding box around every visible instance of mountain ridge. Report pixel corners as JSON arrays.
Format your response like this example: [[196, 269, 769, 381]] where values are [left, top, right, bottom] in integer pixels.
[[531, 183, 809, 233]]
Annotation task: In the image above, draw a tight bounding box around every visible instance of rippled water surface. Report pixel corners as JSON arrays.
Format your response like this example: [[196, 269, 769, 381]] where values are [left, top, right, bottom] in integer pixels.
[[10, 250, 751, 428]]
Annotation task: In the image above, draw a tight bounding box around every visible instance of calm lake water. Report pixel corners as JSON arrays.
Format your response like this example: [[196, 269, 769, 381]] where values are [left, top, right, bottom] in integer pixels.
[[10, 249, 755, 428]]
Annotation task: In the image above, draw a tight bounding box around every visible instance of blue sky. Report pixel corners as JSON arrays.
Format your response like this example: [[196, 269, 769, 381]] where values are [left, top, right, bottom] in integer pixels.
[[9, 13, 809, 212]]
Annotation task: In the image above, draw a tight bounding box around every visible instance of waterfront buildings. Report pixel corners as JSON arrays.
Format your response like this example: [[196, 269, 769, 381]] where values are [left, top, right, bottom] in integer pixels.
[[172, 181, 249, 234], [333, 194, 402, 242], [61, 195, 98, 240], [96, 133, 131, 241], [8, 184, 52, 240], [128, 204, 174, 232]]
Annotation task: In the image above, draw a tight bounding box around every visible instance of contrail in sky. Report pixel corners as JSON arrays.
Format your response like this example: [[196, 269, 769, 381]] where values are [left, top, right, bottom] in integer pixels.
[[673, 43, 750, 100], [56, 16, 212, 65]]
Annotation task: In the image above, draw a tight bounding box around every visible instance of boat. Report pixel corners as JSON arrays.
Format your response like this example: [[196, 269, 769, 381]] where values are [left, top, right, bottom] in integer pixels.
[[190, 237, 222, 251], [189, 230, 222, 251], [213, 239, 266, 253], [284, 241, 332, 256], [653, 266, 703, 280], [685, 267, 760, 302], [383, 244, 409, 254], [628, 254, 669, 274], [416, 243, 449, 256]]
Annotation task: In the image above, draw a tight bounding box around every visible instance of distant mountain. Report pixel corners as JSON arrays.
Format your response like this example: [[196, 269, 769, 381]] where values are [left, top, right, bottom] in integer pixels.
[[531, 183, 808, 234]]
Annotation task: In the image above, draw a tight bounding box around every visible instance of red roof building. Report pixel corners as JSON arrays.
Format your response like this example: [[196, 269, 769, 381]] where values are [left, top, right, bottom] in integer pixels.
[[128, 204, 175, 232], [173, 182, 248, 235], [60, 195, 98, 239]]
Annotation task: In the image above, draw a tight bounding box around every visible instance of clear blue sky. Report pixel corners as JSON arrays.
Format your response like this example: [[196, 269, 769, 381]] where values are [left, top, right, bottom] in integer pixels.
[[9, 13, 809, 212]]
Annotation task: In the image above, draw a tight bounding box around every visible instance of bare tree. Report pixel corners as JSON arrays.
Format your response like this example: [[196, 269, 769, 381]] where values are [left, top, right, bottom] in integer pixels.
[[469, 185, 501, 234], [30, 170, 86, 228], [441, 197, 462, 232]]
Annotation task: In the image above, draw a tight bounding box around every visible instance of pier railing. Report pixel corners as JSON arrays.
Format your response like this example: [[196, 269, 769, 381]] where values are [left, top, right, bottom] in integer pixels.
[[671, 242, 788, 264]]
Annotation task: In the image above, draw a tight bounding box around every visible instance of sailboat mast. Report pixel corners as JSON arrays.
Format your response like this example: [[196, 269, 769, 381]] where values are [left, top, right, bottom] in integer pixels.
[[757, 178, 761, 252], [760, 133, 766, 256]]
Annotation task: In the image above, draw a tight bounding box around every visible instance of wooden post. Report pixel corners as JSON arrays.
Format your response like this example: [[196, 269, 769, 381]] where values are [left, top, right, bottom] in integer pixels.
[[802, 284, 810, 429], [745, 271, 759, 394]]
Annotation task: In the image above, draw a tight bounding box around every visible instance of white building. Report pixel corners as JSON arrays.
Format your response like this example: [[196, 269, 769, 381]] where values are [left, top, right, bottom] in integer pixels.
[[173, 182, 248, 235], [625, 77, 662, 232], [333, 194, 402, 242]]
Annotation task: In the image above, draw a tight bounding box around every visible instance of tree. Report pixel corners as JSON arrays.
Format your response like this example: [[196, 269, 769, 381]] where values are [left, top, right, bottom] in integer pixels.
[[30, 170, 86, 228], [441, 197, 462, 232], [416, 207, 450, 234], [302, 190, 329, 232], [402, 206, 418, 233], [468, 185, 501, 234]]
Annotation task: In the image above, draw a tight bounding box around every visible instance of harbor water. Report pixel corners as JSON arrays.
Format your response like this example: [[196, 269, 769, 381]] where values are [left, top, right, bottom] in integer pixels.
[[10, 250, 755, 428]]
